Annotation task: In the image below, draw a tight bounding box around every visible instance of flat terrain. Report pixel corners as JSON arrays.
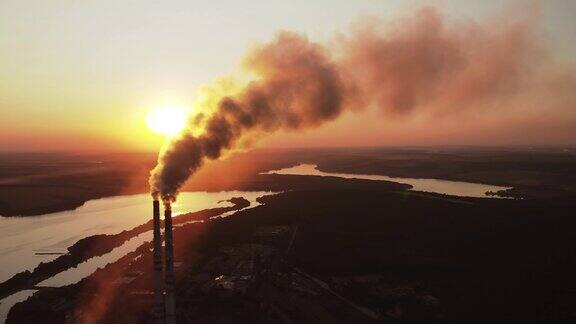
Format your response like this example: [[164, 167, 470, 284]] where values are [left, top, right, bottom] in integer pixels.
[[310, 147, 576, 199], [0, 152, 154, 216], [1, 146, 575, 216], [6, 175, 576, 323]]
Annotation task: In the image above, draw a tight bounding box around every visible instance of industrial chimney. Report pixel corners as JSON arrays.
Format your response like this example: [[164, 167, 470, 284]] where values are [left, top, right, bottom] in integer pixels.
[[164, 203, 176, 324], [152, 200, 164, 323]]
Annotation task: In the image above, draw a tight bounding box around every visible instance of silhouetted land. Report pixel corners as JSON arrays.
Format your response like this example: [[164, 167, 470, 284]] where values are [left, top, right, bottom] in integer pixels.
[[7, 171, 576, 323], [0, 198, 249, 300], [1, 146, 575, 216], [0, 152, 154, 216]]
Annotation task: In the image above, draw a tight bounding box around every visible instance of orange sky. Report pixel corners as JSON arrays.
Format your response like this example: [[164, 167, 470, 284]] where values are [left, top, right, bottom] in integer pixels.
[[1, 0, 575, 151]]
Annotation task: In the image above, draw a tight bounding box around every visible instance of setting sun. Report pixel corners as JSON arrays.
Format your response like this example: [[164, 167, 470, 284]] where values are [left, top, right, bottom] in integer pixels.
[[146, 106, 188, 137], [3, 2, 576, 323]]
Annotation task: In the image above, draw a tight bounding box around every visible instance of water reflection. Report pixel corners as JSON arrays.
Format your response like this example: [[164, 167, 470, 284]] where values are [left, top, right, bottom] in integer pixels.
[[0, 290, 36, 322], [264, 164, 511, 198], [37, 194, 268, 288], [37, 231, 151, 288], [0, 191, 271, 283]]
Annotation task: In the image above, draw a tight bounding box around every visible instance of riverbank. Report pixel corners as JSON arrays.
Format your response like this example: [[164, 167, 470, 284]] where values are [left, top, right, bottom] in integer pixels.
[[0, 198, 248, 300], [2, 147, 574, 216], [264, 163, 513, 198], [7, 177, 576, 323]]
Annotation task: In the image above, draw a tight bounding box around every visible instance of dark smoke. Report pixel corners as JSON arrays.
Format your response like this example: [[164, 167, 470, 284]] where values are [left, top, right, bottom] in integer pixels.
[[150, 7, 575, 202], [150, 32, 346, 201]]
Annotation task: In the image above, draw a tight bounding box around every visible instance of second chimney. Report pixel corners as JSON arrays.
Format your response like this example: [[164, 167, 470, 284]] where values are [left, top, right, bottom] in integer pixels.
[[164, 204, 176, 324], [152, 200, 164, 323]]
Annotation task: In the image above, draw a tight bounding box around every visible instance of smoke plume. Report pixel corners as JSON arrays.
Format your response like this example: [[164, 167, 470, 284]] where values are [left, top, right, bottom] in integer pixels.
[[150, 7, 575, 202], [150, 31, 346, 201]]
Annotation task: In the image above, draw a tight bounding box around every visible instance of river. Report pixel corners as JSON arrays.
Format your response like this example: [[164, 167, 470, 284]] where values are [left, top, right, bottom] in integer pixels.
[[264, 164, 512, 198], [0, 190, 271, 322], [0, 166, 512, 321]]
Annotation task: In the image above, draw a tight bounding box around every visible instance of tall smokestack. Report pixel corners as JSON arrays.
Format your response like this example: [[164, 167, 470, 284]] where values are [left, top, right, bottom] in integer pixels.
[[163, 203, 176, 324], [152, 200, 164, 323]]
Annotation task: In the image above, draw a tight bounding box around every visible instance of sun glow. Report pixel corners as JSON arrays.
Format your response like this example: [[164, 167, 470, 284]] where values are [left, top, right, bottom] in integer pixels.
[[146, 106, 188, 137]]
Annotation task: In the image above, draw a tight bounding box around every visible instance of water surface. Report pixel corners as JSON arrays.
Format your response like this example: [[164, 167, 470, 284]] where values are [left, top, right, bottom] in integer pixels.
[[0, 290, 36, 322], [37, 192, 268, 288], [264, 164, 511, 198], [0, 191, 271, 283]]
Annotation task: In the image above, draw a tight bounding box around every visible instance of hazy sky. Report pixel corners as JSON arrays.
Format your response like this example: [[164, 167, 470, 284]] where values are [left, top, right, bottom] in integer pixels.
[[1, 0, 575, 151]]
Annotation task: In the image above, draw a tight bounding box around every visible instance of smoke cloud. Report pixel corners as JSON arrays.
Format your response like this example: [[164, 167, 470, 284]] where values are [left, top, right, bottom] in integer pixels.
[[150, 7, 575, 202], [338, 7, 541, 116], [150, 31, 347, 201]]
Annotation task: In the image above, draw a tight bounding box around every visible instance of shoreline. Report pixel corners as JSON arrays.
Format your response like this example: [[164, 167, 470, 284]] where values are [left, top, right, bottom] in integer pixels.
[[0, 189, 264, 218], [0, 198, 250, 301], [7, 183, 576, 323], [0, 169, 512, 218]]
